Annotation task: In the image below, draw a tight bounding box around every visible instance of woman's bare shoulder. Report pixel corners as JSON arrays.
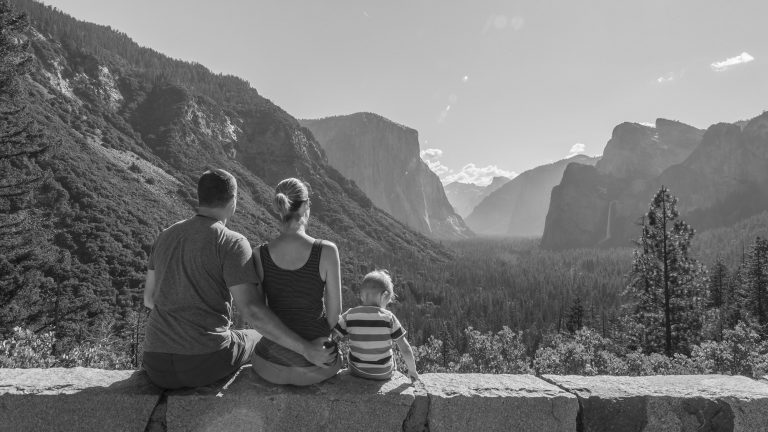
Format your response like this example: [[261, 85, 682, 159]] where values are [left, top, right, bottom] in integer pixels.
[[318, 240, 339, 262]]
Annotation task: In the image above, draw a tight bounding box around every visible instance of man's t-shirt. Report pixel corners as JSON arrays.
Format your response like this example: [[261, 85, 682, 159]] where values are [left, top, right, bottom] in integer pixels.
[[144, 215, 258, 355]]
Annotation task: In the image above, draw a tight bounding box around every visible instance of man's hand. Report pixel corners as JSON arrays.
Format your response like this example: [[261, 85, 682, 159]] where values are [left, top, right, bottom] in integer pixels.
[[301, 337, 337, 368]]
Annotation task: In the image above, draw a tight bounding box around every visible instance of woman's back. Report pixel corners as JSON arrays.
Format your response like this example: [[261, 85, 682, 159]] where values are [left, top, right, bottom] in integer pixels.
[[253, 238, 330, 366], [252, 176, 342, 385]]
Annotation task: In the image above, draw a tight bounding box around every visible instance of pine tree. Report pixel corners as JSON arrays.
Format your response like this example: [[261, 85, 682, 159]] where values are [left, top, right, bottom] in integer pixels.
[[0, 0, 53, 334], [565, 296, 584, 333], [740, 237, 768, 333], [625, 186, 707, 356], [708, 259, 729, 309]]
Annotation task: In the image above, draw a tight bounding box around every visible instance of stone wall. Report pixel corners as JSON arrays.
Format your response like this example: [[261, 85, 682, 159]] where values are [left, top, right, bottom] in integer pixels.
[[2, 368, 768, 431]]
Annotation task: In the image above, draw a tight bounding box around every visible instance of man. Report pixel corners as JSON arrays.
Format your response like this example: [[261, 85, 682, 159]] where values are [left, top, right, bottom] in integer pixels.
[[142, 169, 334, 389]]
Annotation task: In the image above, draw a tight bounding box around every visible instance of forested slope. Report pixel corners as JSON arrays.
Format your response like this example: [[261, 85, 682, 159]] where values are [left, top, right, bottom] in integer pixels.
[[2, 0, 450, 351]]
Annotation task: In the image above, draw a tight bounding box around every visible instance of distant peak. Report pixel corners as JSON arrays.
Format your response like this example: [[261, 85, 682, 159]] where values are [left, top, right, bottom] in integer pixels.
[[301, 112, 413, 132]]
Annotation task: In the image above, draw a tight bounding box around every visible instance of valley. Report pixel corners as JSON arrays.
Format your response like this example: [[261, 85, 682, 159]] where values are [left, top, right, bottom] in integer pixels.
[[2, 0, 768, 378]]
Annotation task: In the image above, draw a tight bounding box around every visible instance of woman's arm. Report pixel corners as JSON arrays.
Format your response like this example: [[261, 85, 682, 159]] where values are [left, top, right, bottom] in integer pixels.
[[252, 246, 264, 283], [321, 241, 342, 329], [230, 282, 335, 367], [143, 270, 157, 309]]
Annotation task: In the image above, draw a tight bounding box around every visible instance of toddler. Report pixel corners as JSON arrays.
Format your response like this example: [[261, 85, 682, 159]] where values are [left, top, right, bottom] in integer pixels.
[[333, 270, 419, 381]]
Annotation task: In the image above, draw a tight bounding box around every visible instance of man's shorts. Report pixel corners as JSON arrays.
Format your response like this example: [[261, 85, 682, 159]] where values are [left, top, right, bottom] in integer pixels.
[[143, 329, 261, 389]]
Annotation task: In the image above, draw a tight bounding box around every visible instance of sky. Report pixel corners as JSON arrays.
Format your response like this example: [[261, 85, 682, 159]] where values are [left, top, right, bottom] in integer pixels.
[[41, 0, 768, 185]]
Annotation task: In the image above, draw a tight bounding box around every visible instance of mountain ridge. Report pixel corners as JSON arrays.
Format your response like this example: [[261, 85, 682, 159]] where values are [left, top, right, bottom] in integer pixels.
[[542, 115, 768, 249], [3, 0, 452, 340], [300, 112, 472, 239], [444, 176, 511, 219], [466, 154, 600, 237]]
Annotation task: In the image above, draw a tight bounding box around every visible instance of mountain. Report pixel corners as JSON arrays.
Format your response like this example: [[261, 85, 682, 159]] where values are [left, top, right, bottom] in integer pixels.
[[3, 0, 451, 341], [595, 119, 702, 179], [299, 113, 472, 239], [465, 155, 599, 237], [542, 115, 768, 250], [444, 176, 511, 218]]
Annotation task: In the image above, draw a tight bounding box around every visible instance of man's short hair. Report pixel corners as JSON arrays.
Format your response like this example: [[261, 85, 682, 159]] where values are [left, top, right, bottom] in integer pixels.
[[197, 169, 237, 208]]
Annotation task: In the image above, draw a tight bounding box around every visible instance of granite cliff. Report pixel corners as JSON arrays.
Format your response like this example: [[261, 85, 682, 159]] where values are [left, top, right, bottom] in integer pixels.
[[444, 176, 511, 219], [466, 155, 599, 237], [300, 113, 472, 239], [542, 115, 768, 249]]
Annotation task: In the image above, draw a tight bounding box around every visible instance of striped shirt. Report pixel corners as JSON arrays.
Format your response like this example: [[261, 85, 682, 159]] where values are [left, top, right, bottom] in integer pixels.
[[334, 306, 406, 380]]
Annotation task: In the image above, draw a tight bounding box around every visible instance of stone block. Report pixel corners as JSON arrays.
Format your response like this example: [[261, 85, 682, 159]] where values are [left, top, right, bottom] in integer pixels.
[[165, 367, 414, 432], [545, 374, 768, 432], [0, 367, 162, 432], [421, 373, 578, 432]]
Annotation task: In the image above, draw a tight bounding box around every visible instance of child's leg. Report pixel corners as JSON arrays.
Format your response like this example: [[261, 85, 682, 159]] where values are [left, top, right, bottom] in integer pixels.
[[349, 362, 394, 380]]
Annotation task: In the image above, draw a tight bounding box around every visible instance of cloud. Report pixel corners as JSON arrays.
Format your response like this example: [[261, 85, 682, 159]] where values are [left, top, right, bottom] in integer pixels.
[[482, 14, 524, 34], [425, 159, 451, 176], [568, 143, 586, 157], [711, 52, 755, 72], [437, 105, 451, 123], [655, 69, 687, 84], [420, 149, 516, 186], [420, 148, 443, 161], [443, 163, 517, 186], [420, 148, 451, 176]]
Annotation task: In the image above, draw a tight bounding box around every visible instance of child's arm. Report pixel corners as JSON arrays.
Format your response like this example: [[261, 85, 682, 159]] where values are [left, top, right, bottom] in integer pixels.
[[331, 312, 348, 342], [395, 336, 419, 381]]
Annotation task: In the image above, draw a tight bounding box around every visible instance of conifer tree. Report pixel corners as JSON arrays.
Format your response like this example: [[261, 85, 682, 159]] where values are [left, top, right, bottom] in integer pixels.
[[708, 259, 729, 309], [625, 186, 707, 356], [740, 237, 768, 333], [566, 296, 584, 333], [0, 0, 52, 333]]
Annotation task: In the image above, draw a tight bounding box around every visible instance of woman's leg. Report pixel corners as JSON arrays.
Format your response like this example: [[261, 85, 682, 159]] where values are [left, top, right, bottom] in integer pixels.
[[252, 355, 342, 386]]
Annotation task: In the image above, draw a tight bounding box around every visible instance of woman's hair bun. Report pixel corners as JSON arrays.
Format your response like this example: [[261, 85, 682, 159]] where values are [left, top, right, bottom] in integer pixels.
[[274, 192, 292, 216], [273, 178, 309, 223]]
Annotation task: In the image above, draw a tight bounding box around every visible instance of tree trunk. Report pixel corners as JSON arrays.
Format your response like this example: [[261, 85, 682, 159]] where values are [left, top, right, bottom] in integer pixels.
[[662, 192, 672, 357]]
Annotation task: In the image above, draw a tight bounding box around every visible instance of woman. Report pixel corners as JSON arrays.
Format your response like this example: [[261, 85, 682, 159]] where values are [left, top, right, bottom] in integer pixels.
[[251, 178, 342, 385]]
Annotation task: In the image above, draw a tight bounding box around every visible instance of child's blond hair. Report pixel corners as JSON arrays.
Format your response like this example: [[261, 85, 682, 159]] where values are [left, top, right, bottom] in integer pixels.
[[361, 269, 396, 304]]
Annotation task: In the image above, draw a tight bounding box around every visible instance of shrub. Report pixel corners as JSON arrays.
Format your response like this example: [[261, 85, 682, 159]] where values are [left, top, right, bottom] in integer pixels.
[[0, 327, 132, 369]]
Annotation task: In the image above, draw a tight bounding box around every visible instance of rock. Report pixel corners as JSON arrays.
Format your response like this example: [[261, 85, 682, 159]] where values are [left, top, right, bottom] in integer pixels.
[[659, 117, 768, 229], [420, 373, 577, 432], [300, 113, 472, 239], [165, 368, 414, 432], [545, 374, 768, 432], [596, 119, 702, 180], [466, 155, 599, 237], [540, 163, 623, 249], [541, 114, 768, 249], [0, 367, 162, 432]]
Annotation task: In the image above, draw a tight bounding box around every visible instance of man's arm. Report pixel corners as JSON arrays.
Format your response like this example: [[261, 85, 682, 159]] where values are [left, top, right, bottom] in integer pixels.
[[230, 282, 335, 367], [143, 270, 157, 309]]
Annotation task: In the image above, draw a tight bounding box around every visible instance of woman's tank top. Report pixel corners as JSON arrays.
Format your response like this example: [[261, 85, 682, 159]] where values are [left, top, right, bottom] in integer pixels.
[[253, 239, 330, 366]]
